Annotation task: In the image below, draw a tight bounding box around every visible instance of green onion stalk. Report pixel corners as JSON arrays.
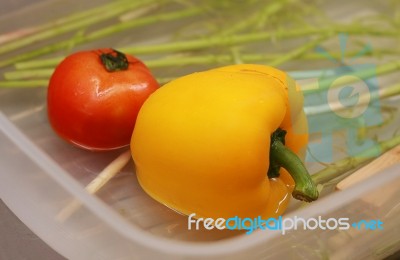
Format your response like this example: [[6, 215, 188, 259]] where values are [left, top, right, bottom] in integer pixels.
[[0, 0, 134, 45], [0, 0, 156, 56], [0, 4, 202, 68], [1, 0, 399, 84], [13, 46, 398, 71], [1, 27, 398, 86], [311, 133, 400, 186], [1, 0, 400, 203]]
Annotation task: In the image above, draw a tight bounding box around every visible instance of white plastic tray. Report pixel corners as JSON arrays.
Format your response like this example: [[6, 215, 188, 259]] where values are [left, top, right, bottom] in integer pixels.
[[1, 0, 400, 259]]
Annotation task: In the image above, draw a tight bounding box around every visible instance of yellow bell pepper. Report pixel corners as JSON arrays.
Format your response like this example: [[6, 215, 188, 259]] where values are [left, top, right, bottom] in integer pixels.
[[131, 64, 318, 221]]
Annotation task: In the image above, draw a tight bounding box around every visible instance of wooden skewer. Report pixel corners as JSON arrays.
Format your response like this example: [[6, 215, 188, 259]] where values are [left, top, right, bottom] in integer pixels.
[[336, 144, 400, 208], [336, 145, 400, 190], [56, 150, 132, 222], [330, 145, 400, 259]]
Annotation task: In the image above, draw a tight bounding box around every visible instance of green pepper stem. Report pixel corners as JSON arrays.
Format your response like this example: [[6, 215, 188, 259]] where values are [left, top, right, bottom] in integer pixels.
[[268, 128, 319, 202]]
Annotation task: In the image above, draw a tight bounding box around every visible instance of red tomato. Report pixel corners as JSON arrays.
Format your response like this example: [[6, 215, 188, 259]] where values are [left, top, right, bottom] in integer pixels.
[[47, 48, 159, 151]]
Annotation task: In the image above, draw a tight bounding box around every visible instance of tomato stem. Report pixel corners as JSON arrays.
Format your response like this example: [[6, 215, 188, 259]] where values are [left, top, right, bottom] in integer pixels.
[[268, 128, 319, 202], [100, 49, 129, 72]]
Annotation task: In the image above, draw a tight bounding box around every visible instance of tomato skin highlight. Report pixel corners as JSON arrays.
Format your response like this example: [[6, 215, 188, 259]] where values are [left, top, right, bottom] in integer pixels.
[[47, 48, 159, 151]]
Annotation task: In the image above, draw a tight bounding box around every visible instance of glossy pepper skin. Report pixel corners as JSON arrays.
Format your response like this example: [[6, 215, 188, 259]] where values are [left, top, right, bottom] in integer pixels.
[[131, 64, 317, 220]]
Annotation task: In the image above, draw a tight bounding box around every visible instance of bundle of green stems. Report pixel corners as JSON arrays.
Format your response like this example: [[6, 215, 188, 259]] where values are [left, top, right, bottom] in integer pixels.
[[1, 0, 399, 187]]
